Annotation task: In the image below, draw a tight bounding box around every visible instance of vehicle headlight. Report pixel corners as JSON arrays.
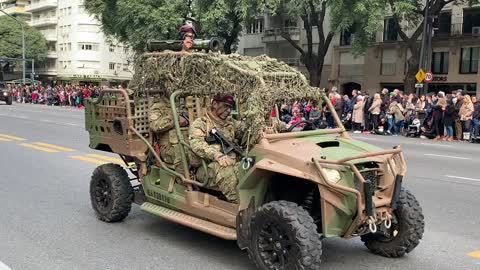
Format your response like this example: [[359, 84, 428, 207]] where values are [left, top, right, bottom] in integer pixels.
[[3, 92, 7, 96], [322, 168, 341, 183]]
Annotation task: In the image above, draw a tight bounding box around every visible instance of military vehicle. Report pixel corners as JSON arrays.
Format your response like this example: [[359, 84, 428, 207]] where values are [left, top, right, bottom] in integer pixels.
[[84, 42, 424, 269], [0, 82, 13, 105]]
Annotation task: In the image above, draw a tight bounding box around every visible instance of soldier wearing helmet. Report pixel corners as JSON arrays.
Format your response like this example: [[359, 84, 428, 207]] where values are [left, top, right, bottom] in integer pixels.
[[189, 93, 245, 203], [178, 24, 197, 53]]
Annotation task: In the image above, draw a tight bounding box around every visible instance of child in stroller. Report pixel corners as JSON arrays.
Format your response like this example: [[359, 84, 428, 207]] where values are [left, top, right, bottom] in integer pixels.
[[406, 116, 421, 137]]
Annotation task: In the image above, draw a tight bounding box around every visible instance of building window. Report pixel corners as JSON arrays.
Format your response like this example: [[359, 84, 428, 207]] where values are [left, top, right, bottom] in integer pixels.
[[381, 48, 396, 75], [433, 12, 452, 36], [246, 18, 264, 34], [460, 47, 479, 74], [79, 43, 99, 51], [431, 52, 449, 74], [383, 17, 398, 42], [463, 8, 480, 35], [340, 24, 357, 46], [109, 63, 115, 70], [109, 45, 115, 52], [123, 64, 129, 71]]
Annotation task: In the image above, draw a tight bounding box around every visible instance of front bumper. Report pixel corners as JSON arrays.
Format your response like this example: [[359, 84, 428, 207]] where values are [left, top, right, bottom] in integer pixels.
[[312, 146, 406, 237]]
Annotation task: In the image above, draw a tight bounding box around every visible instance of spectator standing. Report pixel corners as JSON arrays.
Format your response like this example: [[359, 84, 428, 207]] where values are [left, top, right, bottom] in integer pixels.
[[389, 101, 405, 136], [368, 93, 382, 131], [454, 90, 464, 140], [471, 96, 480, 141], [432, 92, 446, 140], [459, 95, 474, 141], [443, 99, 455, 142], [352, 96, 364, 133]]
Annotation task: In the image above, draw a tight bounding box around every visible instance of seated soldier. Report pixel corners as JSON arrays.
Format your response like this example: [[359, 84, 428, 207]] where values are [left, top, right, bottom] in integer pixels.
[[188, 93, 244, 203], [148, 96, 176, 165]]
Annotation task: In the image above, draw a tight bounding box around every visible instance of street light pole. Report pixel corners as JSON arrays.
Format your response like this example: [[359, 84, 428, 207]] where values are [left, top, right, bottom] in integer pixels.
[[0, 9, 26, 84]]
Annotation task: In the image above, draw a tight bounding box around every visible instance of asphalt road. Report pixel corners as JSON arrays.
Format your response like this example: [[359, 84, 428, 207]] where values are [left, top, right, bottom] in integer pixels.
[[0, 102, 479, 270]]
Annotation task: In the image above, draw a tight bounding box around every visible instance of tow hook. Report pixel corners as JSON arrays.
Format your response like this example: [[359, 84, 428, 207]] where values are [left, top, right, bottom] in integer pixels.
[[384, 213, 392, 229], [367, 216, 377, 233]]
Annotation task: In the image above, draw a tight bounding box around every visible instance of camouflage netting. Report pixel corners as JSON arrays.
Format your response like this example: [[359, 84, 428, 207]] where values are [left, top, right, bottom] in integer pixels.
[[128, 51, 324, 143]]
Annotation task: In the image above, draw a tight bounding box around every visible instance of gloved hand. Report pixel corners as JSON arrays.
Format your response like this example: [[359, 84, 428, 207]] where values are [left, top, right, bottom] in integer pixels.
[[214, 152, 235, 167]]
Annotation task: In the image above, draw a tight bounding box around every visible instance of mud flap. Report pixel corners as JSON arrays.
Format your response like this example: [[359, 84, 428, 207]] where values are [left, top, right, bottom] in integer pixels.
[[390, 175, 403, 209], [236, 198, 255, 250]]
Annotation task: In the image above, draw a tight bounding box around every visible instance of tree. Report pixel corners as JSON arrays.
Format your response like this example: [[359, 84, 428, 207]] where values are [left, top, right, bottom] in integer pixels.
[[84, 0, 190, 52], [193, 0, 261, 54], [264, 0, 381, 87], [0, 16, 47, 61], [379, 0, 479, 92]]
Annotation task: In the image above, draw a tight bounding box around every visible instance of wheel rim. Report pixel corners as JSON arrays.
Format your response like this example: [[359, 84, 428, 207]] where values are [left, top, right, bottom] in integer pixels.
[[94, 179, 112, 212], [257, 221, 292, 269]]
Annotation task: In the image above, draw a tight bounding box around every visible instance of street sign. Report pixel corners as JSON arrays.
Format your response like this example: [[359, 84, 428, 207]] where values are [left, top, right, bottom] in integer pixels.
[[416, 69, 426, 83], [415, 83, 424, 88], [425, 71, 434, 82]]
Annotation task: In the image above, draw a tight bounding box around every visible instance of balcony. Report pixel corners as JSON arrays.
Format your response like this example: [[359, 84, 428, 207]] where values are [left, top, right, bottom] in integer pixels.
[[30, 17, 57, 27], [338, 64, 364, 78], [276, 58, 301, 66], [46, 51, 57, 58], [262, 27, 300, 43], [1, 5, 30, 16], [44, 33, 57, 41], [35, 68, 57, 75], [25, 0, 57, 12], [432, 23, 480, 38]]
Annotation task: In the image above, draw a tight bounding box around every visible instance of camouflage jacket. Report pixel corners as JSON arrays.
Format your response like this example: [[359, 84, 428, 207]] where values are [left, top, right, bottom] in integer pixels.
[[148, 97, 174, 134], [189, 111, 244, 161]]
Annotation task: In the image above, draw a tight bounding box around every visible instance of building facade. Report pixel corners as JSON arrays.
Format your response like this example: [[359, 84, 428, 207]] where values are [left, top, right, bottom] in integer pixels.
[[25, 0, 132, 86], [0, 0, 30, 19], [238, 4, 480, 97]]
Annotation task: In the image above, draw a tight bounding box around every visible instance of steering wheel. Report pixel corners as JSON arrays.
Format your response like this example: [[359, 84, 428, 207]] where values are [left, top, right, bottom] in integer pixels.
[[287, 120, 317, 132]]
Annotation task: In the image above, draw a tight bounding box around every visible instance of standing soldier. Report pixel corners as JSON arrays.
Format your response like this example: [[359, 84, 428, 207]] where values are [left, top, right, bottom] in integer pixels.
[[189, 93, 244, 203], [148, 24, 198, 165]]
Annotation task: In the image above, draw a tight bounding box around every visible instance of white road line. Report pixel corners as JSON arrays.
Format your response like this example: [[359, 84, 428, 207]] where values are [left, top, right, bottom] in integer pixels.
[[420, 143, 453, 148], [424, 154, 471, 160], [0, 261, 12, 270], [64, 123, 79, 126], [444, 175, 480, 183]]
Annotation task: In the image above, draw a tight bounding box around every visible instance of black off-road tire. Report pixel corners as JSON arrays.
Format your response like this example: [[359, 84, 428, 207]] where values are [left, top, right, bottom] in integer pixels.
[[90, 163, 133, 222], [6, 96, 12, 105], [361, 188, 425, 258], [248, 200, 322, 270]]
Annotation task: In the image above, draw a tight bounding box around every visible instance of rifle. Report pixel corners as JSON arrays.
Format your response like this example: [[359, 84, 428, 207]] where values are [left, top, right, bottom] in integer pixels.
[[205, 128, 244, 156]]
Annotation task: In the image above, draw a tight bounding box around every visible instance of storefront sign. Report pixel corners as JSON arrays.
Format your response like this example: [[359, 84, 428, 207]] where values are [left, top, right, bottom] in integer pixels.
[[71, 74, 101, 79], [432, 75, 447, 82]]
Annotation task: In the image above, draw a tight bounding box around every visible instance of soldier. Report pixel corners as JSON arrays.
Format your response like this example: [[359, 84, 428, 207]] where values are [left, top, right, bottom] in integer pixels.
[[189, 93, 244, 203], [148, 96, 176, 165], [178, 24, 197, 53]]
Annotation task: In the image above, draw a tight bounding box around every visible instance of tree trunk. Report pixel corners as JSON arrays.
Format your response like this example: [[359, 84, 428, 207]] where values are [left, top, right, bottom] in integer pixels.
[[304, 54, 324, 87], [223, 37, 234, 54], [404, 47, 420, 94]]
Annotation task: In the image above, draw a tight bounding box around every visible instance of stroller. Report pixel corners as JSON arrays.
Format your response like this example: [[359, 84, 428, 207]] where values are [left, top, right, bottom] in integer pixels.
[[406, 117, 421, 137]]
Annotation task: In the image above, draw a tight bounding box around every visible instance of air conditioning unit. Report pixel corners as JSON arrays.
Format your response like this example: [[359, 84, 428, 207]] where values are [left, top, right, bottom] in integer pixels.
[[472, 26, 480, 35]]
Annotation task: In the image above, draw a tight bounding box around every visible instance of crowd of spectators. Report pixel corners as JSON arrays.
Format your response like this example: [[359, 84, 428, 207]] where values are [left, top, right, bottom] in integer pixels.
[[7, 84, 103, 108], [277, 88, 480, 143]]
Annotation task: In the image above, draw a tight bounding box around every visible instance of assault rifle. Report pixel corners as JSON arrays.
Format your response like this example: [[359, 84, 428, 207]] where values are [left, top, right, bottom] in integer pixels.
[[205, 128, 244, 156], [146, 38, 223, 52]]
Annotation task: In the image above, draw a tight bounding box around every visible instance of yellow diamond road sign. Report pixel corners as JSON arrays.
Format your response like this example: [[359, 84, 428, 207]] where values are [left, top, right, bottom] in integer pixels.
[[416, 69, 426, 83]]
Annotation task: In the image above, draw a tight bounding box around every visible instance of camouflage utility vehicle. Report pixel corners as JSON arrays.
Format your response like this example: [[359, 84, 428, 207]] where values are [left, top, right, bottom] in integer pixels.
[[85, 46, 424, 269], [0, 82, 13, 105]]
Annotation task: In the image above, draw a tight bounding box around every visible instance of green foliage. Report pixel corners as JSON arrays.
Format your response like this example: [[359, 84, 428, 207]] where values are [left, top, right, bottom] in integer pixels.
[[193, 0, 261, 53], [0, 16, 47, 61], [84, 0, 190, 52]]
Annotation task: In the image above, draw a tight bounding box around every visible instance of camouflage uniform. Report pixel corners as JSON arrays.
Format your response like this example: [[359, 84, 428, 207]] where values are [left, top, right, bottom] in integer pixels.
[[148, 96, 176, 164], [189, 112, 243, 203]]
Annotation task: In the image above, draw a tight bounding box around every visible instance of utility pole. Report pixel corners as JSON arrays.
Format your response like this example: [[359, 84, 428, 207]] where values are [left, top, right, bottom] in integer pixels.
[[0, 9, 26, 84]]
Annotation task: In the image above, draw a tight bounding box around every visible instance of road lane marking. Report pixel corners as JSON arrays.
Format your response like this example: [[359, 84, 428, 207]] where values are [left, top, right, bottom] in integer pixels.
[[0, 261, 12, 270], [20, 143, 59, 153], [32, 142, 75, 152], [420, 143, 452, 148], [468, 250, 480, 258], [86, 154, 123, 164], [0, 134, 26, 141], [64, 123, 79, 126], [0, 138, 11, 142], [424, 154, 471, 160], [445, 175, 480, 183], [70, 155, 108, 165]]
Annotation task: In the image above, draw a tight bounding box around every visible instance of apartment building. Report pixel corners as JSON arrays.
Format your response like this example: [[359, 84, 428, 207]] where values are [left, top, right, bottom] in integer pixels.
[[238, 4, 480, 97], [0, 0, 30, 20], [25, 0, 132, 86]]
